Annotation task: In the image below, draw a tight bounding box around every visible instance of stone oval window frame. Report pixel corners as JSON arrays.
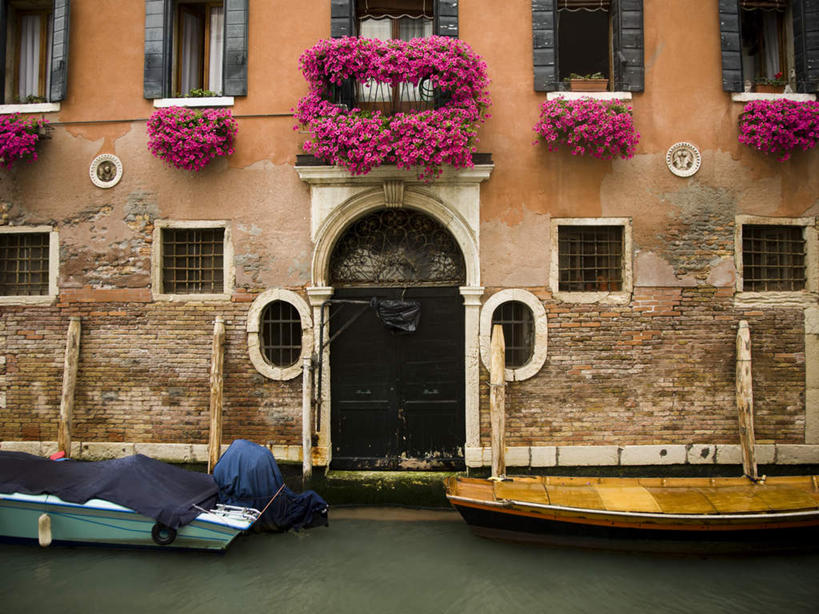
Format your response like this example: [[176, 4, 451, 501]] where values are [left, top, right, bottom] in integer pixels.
[[247, 289, 313, 381], [479, 289, 548, 382]]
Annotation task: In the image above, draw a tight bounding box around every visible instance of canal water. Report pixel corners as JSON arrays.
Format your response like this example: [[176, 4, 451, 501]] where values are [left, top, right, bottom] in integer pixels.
[[2, 507, 818, 613]]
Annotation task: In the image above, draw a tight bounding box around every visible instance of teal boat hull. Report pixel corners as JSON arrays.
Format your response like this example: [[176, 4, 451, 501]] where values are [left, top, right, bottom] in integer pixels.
[[0, 492, 253, 551]]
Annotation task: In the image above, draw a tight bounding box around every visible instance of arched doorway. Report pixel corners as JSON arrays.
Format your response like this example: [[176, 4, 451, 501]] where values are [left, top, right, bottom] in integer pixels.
[[329, 208, 466, 470]]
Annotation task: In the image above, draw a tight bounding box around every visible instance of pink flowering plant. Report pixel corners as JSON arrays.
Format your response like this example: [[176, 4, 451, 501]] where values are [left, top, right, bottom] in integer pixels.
[[533, 98, 639, 159], [147, 107, 238, 171], [0, 114, 49, 169], [295, 36, 491, 180], [738, 99, 819, 161]]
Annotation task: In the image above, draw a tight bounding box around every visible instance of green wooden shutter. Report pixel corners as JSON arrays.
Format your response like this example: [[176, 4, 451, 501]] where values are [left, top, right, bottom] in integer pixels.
[[532, 0, 558, 92], [719, 0, 743, 92], [49, 0, 70, 102], [144, 0, 171, 99], [223, 0, 248, 96], [434, 0, 458, 38], [793, 0, 819, 92], [331, 0, 355, 38], [612, 0, 644, 92]]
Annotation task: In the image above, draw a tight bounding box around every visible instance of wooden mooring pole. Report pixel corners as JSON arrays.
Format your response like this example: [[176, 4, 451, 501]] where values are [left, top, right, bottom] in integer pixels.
[[490, 324, 506, 480], [58, 317, 81, 458], [302, 356, 313, 484], [736, 320, 759, 481], [207, 317, 225, 474]]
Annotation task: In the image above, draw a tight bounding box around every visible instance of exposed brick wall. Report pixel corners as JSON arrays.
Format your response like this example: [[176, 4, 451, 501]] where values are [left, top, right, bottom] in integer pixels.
[[480, 286, 806, 448], [0, 300, 304, 447]]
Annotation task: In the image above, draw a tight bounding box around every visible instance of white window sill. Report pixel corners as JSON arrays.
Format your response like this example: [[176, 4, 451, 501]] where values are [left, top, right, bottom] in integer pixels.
[[734, 291, 818, 309], [152, 97, 234, 108], [547, 91, 633, 101], [731, 92, 816, 102], [0, 102, 60, 114], [152, 293, 233, 302], [552, 291, 632, 305], [0, 295, 56, 305]]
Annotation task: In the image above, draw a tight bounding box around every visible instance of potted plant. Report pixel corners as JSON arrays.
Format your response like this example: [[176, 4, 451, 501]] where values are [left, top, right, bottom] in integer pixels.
[[566, 72, 609, 92], [0, 113, 50, 168], [754, 72, 786, 94], [533, 98, 640, 159], [146, 106, 238, 171], [738, 99, 819, 160]]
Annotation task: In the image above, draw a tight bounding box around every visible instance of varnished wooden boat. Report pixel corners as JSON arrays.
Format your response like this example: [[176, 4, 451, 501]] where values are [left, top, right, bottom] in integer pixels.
[[445, 475, 819, 553]]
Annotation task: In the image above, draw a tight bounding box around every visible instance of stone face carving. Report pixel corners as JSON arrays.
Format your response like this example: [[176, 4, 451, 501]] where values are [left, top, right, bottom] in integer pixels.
[[666, 142, 701, 178], [90, 154, 123, 188]]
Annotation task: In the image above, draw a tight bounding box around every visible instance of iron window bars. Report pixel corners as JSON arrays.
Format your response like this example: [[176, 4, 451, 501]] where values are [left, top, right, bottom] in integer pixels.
[[558, 225, 623, 292], [260, 300, 302, 368], [161, 227, 224, 294], [0, 232, 50, 296], [742, 225, 805, 292]]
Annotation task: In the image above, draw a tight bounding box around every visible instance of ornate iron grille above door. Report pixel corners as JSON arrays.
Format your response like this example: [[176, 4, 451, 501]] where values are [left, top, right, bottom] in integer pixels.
[[329, 209, 466, 287]]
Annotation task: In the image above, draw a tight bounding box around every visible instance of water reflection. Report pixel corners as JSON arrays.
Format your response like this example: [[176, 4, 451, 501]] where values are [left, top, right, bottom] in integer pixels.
[[1, 508, 818, 613]]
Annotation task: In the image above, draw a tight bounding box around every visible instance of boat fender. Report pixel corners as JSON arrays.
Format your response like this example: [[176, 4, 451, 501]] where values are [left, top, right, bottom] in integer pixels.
[[151, 523, 177, 546], [38, 513, 52, 547]]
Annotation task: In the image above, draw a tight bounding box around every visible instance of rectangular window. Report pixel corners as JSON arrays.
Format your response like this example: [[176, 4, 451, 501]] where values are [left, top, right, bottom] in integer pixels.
[[558, 225, 624, 292], [0, 231, 50, 296], [742, 224, 805, 291], [175, 1, 224, 95], [161, 227, 225, 294], [558, 0, 611, 87], [355, 1, 433, 113], [3, 1, 54, 103], [740, 1, 792, 88]]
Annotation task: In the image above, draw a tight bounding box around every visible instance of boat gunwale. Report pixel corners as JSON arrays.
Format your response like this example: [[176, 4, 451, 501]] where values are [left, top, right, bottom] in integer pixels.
[[0, 491, 254, 531], [445, 493, 819, 523]]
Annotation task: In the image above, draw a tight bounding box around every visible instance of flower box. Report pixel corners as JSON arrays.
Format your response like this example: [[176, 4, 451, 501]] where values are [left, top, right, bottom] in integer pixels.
[[754, 84, 785, 94], [146, 107, 237, 171], [295, 36, 491, 181], [0, 113, 49, 168], [738, 99, 819, 160], [569, 78, 609, 92], [533, 98, 639, 160]]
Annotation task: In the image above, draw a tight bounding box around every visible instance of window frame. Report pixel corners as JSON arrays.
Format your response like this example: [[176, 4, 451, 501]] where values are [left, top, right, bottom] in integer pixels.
[[173, 0, 223, 95], [549, 217, 633, 304], [0, 225, 59, 305], [151, 219, 233, 301], [479, 289, 548, 382], [246, 288, 313, 381], [0, 0, 68, 107], [734, 215, 818, 306]]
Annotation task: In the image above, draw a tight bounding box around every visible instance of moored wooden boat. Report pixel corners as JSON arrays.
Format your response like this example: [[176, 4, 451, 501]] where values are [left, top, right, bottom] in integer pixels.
[[445, 474, 819, 553]]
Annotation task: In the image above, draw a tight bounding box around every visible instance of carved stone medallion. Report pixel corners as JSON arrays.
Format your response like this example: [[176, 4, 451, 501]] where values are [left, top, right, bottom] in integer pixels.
[[666, 142, 701, 178], [90, 154, 123, 188]]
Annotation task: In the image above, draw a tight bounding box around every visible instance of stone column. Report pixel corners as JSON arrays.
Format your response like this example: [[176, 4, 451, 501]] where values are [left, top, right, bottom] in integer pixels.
[[806, 307, 819, 445], [460, 286, 484, 467], [307, 286, 334, 465]]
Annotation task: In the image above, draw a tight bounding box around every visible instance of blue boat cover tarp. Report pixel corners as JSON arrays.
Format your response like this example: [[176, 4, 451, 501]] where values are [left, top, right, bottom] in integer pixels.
[[0, 451, 217, 529], [213, 439, 328, 531]]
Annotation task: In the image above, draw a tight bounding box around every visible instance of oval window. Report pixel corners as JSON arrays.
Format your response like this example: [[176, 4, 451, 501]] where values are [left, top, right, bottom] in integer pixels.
[[491, 301, 534, 368], [260, 300, 303, 368]]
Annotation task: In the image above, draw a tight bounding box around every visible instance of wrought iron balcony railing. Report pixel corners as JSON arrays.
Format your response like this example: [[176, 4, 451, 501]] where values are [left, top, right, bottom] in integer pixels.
[[329, 78, 450, 115]]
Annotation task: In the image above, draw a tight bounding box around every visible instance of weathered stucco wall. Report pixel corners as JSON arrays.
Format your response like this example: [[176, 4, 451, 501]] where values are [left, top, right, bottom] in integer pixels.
[[1, 0, 817, 464]]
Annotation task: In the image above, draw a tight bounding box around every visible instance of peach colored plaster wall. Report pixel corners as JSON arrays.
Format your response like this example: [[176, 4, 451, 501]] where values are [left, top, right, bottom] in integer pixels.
[[1, 0, 817, 294]]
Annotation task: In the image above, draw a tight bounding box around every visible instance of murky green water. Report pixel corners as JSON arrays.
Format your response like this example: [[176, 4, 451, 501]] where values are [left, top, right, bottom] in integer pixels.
[[2, 508, 818, 614]]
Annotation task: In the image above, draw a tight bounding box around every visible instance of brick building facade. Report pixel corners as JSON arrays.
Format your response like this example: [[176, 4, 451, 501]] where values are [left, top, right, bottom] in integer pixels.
[[1, 0, 818, 469]]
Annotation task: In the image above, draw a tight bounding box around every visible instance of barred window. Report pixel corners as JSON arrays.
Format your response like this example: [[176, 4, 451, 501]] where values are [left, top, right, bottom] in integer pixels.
[[0, 232, 50, 296], [161, 227, 224, 294], [558, 225, 623, 292], [260, 300, 302, 368], [742, 225, 805, 292], [491, 301, 534, 368]]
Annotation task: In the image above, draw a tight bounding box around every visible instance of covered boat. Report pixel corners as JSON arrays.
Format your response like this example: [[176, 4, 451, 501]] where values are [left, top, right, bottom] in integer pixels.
[[445, 474, 819, 553], [0, 450, 259, 551]]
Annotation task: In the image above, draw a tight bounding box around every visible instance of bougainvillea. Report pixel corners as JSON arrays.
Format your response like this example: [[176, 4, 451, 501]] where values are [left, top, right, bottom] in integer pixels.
[[738, 99, 819, 161], [295, 36, 491, 180], [147, 107, 238, 171], [533, 98, 639, 160], [0, 114, 49, 169]]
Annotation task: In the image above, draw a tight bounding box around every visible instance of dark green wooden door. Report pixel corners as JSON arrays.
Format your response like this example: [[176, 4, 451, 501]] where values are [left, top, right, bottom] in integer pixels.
[[330, 287, 464, 470]]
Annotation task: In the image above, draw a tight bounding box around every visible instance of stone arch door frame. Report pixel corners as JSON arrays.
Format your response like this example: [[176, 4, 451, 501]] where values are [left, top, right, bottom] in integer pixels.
[[297, 163, 493, 467]]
